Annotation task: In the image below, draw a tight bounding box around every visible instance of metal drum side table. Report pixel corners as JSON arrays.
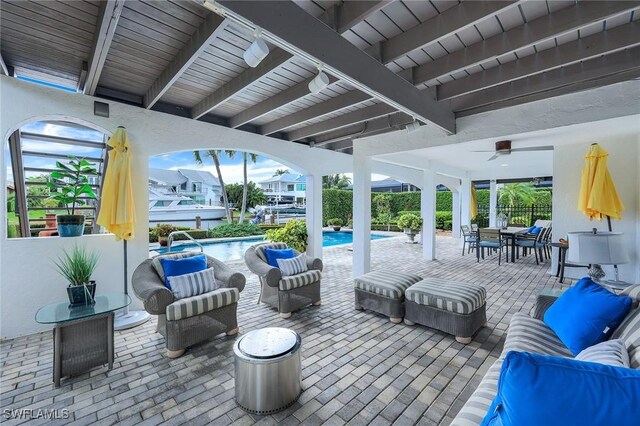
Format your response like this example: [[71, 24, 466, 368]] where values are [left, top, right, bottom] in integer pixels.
[[234, 327, 302, 414]]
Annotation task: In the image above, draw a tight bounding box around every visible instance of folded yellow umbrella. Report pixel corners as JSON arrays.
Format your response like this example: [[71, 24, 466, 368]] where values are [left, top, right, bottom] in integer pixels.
[[470, 185, 478, 220], [97, 127, 135, 240], [577, 143, 623, 222]]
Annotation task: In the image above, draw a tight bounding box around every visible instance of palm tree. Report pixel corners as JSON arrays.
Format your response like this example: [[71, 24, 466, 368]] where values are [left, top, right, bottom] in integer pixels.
[[239, 152, 259, 223], [498, 183, 538, 207], [273, 169, 289, 176], [323, 174, 351, 189], [193, 150, 235, 223]]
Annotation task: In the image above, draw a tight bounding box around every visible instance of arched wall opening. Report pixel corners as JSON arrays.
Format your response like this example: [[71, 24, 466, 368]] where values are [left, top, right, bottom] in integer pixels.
[[0, 76, 353, 339]]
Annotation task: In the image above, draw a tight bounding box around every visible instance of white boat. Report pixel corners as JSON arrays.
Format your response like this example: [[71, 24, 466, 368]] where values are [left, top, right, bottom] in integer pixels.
[[149, 190, 226, 221]]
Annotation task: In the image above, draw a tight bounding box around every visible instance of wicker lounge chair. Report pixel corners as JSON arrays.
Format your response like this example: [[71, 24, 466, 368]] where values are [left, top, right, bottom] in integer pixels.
[[244, 242, 322, 318], [132, 253, 246, 358]]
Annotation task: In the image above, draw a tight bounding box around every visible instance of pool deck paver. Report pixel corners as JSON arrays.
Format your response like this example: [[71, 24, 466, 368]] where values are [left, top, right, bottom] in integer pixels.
[[0, 235, 570, 425]]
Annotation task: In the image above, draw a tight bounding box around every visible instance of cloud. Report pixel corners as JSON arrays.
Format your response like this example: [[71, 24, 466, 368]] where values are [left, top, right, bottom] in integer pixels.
[[343, 173, 389, 182], [183, 158, 300, 184]]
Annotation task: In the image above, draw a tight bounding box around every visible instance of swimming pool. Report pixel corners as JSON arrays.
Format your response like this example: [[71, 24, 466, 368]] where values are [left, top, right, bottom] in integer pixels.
[[153, 231, 390, 261]]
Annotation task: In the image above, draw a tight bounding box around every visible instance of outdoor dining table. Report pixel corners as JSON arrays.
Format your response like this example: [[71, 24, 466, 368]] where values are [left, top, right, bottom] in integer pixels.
[[481, 227, 528, 263]]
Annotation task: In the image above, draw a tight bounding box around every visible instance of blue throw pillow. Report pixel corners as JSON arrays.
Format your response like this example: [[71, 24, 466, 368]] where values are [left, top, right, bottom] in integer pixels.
[[481, 351, 640, 426], [527, 225, 536, 233], [159, 254, 207, 289], [531, 226, 541, 234], [544, 277, 632, 355], [264, 248, 295, 267]]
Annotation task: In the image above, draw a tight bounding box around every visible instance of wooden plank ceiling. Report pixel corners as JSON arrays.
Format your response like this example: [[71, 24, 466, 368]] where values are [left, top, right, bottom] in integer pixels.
[[1, 0, 639, 154]]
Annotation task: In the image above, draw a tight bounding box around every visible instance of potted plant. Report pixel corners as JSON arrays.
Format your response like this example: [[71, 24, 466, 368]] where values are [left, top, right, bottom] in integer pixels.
[[327, 218, 343, 231], [47, 157, 98, 237], [397, 213, 423, 244], [54, 244, 99, 307], [265, 219, 308, 252], [154, 223, 177, 246]]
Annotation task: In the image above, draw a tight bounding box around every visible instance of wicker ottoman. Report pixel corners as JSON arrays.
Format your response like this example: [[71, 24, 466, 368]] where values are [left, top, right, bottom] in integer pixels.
[[404, 278, 487, 344], [354, 270, 422, 323]]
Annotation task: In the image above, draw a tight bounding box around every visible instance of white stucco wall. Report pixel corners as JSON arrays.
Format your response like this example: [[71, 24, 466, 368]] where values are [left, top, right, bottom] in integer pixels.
[[0, 76, 354, 339], [552, 134, 640, 283]]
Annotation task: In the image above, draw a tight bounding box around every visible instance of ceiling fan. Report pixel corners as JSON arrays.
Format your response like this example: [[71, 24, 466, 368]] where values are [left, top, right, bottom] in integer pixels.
[[472, 140, 554, 161]]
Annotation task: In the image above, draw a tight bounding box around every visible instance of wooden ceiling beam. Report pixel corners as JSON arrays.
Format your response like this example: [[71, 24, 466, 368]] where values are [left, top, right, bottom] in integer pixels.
[[144, 14, 228, 109], [216, 0, 455, 134], [260, 90, 371, 135], [438, 21, 640, 100], [451, 46, 640, 113], [85, 0, 126, 95], [287, 103, 396, 141], [412, 0, 640, 86]]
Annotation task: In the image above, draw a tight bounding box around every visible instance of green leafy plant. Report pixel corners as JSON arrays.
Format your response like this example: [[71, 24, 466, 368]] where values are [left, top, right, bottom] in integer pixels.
[[46, 157, 98, 215], [54, 244, 99, 286], [265, 219, 308, 252], [208, 223, 265, 238], [397, 213, 423, 231], [327, 218, 343, 226], [376, 212, 393, 231], [498, 183, 538, 207]]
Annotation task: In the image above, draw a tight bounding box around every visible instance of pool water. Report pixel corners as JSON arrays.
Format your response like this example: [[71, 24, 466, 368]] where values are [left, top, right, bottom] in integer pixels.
[[154, 231, 389, 261]]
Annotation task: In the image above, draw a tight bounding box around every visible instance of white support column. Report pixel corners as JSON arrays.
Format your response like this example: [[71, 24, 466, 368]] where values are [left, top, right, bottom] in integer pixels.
[[352, 154, 372, 277], [452, 190, 461, 238], [305, 174, 323, 260], [421, 169, 436, 260], [461, 177, 471, 227], [489, 179, 497, 227]]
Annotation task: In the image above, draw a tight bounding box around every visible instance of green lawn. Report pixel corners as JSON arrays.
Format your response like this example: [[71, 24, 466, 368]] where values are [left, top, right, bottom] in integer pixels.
[[6, 210, 68, 225]]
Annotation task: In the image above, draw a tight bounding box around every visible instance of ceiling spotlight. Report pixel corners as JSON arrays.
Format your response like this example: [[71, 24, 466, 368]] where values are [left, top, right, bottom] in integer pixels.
[[243, 38, 269, 68], [500, 163, 509, 167], [308, 71, 330, 94], [405, 120, 420, 133]]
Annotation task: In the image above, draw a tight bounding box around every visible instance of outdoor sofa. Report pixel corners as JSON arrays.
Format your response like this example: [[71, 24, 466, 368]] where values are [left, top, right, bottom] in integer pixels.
[[452, 284, 640, 425]]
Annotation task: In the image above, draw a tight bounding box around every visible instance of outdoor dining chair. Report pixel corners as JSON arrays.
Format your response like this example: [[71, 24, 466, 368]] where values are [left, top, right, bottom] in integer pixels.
[[515, 227, 548, 265], [477, 228, 508, 265], [461, 225, 477, 256]]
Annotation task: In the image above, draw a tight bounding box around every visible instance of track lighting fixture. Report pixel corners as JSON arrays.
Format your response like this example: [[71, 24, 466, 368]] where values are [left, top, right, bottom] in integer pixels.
[[243, 37, 269, 68], [308, 70, 330, 94], [405, 120, 420, 133]]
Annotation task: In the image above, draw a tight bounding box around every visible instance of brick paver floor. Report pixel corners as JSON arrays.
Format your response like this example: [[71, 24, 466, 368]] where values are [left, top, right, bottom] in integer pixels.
[[1, 235, 571, 425]]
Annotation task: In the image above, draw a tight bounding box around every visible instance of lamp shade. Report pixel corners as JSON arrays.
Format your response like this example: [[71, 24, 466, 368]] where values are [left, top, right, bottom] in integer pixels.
[[567, 231, 629, 265], [243, 39, 269, 68]]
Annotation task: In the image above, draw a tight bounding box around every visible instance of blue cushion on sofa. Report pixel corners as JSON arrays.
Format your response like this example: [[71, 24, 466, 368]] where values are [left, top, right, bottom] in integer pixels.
[[159, 254, 207, 289], [527, 225, 536, 233], [264, 248, 295, 267], [481, 351, 640, 426], [544, 277, 632, 355], [531, 226, 542, 234]]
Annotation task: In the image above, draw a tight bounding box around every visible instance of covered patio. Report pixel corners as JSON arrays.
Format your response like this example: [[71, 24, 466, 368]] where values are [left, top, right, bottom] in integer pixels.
[[1, 235, 565, 425]]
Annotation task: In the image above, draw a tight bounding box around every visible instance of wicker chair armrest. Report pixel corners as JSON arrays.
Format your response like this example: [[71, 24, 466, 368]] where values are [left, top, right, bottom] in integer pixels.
[[533, 294, 559, 320], [132, 259, 174, 315], [307, 257, 323, 272], [213, 263, 246, 292], [244, 247, 282, 287]]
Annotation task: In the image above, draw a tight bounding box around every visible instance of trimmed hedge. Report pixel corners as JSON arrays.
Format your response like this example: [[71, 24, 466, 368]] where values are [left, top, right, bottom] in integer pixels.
[[208, 223, 264, 238], [323, 189, 353, 226]]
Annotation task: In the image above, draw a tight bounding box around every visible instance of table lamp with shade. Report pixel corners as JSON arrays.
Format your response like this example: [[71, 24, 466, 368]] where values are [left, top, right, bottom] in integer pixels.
[[567, 230, 629, 283]]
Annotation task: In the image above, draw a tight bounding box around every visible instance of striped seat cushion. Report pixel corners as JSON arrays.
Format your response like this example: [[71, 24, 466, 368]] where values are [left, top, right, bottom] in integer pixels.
[[166, 287, 239, 321], [279, 270, 321, 291], [405, 278, 486, 314], [255, 242, 288, 263], [612, 285, 640, 369], [503, 313, 573, 358], [450, 361, 502, 426], [353, 270, 422, 300]]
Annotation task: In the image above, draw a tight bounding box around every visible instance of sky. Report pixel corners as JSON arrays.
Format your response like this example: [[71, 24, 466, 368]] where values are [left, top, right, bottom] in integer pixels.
[[6, 121, 388, 185]]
